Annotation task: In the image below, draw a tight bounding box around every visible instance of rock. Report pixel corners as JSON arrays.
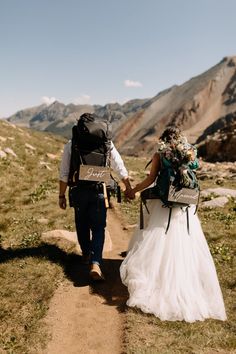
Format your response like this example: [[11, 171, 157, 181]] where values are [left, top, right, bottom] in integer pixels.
[[37, 218, 49, 225], [0, 150, 7, 158], [200, 196, 229, 208], [201, 188, 236, 198], [123, 224, 138, 230], [25, 143, 36, 150], [41, 230, 81, 255], [197, 114, 236, 162], [46, 153, 58, 159], [216, 178, 224, 185], [0, 136, 7, 142], [40, 161, 52, 170], [41, 228, 112, 255], [4, 147, 17, 157], [197, 161, 236, 180]]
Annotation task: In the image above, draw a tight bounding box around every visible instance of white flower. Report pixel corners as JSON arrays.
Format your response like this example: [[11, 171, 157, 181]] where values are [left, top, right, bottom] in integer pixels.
[[156, 141, 166, 152], [176, 144, 184, 151]]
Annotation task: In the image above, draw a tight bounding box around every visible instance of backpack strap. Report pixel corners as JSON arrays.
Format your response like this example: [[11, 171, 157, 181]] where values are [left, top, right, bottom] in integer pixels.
[[140, 197, 150, 230], [105, 135, 111, 168], [165, 207, 172, 234], [194, 187, 201, 215], [186, 206, 190, 235], [140, 199, 144, 230], [165, 206, 191, 235]]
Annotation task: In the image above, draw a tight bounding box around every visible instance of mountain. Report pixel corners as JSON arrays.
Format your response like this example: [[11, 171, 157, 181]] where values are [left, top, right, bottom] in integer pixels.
[[114, 57, 236, 158], [196, 112, 236, 161], [7, 99, 149, 139], [6, 56, 236, 161]]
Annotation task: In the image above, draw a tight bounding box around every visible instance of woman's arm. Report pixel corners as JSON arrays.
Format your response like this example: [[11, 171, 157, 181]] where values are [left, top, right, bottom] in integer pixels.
[[132, 153, 161, 194]]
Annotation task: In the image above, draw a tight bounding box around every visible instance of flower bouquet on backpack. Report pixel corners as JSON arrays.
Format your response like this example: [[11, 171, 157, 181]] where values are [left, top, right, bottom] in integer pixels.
[[156, 135, 199, 189], [156, 136, 196, 166], [155, 133, 200, 209]]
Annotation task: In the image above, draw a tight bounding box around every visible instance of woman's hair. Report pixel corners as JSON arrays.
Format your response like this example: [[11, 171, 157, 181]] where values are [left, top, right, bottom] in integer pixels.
[[160, 126, 181, 142]]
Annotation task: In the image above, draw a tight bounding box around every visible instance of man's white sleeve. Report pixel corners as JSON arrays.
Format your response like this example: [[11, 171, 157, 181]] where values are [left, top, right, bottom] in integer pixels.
[[110, 142, 128, 180], [59, 141, 71, 183]]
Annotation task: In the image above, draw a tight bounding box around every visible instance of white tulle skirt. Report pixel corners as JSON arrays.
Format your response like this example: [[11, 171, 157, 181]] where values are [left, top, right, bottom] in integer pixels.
[[120, 200, 227, 322]]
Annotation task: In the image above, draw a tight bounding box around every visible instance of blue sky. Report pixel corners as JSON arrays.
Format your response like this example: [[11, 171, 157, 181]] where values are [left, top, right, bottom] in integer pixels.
[[0, 0, 235, 117]]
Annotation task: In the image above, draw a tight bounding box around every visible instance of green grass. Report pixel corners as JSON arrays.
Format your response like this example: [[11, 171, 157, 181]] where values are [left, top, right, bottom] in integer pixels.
[[120, 156, 236, 354], [0, 121, 74, 353], [0, 123, 235, 353]]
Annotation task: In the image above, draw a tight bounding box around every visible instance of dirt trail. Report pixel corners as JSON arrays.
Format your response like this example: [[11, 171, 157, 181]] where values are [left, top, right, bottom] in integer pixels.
[[44, 209, 130, 354]]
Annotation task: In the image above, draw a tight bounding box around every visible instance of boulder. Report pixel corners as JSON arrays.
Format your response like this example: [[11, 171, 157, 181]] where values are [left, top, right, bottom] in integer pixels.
[[201, 188, 236, 198], [0, 150, 7, 158], [201, 196, 229, 208], [4, 147, 17, 157], [41, 228, 112, 254], [25, 143, 36, 150]]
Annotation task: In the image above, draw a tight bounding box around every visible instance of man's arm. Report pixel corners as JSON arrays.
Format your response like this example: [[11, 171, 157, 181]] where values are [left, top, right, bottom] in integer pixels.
[[110, 142, 134, 198], [122, 176, 132, 193], [58, 141, 71, 209], [59, 180, 68, 209]]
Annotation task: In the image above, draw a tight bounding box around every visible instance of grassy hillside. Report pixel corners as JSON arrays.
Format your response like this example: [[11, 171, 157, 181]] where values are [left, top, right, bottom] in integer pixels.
[[0, 121, 75, 353], [120, 156, 236, 354], [0, 120, 235, 353]]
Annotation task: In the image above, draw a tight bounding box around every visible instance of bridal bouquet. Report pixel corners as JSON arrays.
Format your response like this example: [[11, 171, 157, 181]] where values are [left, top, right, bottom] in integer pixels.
[[156, 136, 195, 167]]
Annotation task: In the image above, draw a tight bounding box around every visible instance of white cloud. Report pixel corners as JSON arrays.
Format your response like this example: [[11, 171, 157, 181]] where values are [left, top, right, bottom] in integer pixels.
[[124, 79, 143, 88], [73, 95, 91, 105], [41, 96, 56, 106]]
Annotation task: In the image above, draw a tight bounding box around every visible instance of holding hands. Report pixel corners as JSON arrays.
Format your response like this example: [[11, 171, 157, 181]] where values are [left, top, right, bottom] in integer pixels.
[[124, 187, 136, 200]]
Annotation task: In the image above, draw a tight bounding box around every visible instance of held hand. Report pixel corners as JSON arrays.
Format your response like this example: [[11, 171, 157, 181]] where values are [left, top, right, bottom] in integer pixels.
[[59, 196, 67, 209], [124, 188, 135, 200]]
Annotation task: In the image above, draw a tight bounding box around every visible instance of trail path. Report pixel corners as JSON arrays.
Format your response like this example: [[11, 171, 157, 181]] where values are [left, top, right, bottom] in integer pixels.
[[44, 209, 130, 354]]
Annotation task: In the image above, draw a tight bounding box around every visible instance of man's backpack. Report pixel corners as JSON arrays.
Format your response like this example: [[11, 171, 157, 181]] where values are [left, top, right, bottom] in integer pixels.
[[68, 113, 112, 187], [68, 113, 120, 205], [140, 155, 200, 234]]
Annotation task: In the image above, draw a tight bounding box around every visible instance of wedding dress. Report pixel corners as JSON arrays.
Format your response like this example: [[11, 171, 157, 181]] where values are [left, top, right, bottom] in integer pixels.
[[120, 199, 227, 322]]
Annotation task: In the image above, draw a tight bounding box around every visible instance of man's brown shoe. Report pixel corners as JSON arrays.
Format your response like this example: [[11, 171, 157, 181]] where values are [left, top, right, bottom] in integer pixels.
[[90, 263, 105, 281]]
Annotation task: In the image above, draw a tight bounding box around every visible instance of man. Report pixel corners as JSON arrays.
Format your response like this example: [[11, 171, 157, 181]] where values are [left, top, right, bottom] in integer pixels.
[[59, 114, 132, 281]]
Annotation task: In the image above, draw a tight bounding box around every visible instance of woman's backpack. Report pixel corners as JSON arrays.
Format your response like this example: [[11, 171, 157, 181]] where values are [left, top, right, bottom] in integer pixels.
[[140, 155, 200, 234]]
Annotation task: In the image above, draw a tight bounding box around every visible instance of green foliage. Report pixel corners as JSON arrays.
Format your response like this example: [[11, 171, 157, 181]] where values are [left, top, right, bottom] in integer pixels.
[[209, 243, 233, 263], [0, 121, 69, 353], [29, 179, 57, 203]]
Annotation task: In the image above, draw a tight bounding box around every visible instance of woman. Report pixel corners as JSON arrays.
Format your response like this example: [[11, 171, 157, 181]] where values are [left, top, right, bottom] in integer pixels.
[[120, 127, 226, 322]]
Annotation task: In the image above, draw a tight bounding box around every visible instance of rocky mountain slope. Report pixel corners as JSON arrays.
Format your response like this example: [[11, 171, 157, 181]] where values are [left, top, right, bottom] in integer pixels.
[[114, 56, 236, 158], [197, 112, 236, 161], [6, 56, 236, 161], [7, 99, 149, 139]]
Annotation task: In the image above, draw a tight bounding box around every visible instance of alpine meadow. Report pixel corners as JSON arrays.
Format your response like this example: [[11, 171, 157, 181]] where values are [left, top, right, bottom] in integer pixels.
[[0, 116, 235, 353]]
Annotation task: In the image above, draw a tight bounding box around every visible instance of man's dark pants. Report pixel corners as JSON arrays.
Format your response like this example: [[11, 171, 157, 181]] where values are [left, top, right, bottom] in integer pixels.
[[70, 186, 107, 265]]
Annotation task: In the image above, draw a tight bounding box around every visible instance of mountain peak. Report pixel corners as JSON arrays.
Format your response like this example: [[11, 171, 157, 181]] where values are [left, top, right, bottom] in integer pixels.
[[222, 56, 236, 66], [5, 56, 236, 161]]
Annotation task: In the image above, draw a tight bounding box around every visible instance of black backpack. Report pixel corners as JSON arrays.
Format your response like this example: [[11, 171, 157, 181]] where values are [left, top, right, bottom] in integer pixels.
[[68, 113, 121, 205], [68, 113, 112, 187], [140, 155, 200, 234]]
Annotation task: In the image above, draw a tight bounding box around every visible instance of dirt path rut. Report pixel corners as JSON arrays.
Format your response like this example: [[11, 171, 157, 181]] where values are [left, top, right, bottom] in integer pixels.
[[44, 209, 129, 354]]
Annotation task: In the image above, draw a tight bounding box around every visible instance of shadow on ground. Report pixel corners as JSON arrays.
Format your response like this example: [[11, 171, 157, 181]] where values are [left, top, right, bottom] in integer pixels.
[[0, 243, 128, 313]]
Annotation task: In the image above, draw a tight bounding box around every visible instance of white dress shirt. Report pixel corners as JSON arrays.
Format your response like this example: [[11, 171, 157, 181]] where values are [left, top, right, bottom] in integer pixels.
[[59, 141, 128, 183]]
